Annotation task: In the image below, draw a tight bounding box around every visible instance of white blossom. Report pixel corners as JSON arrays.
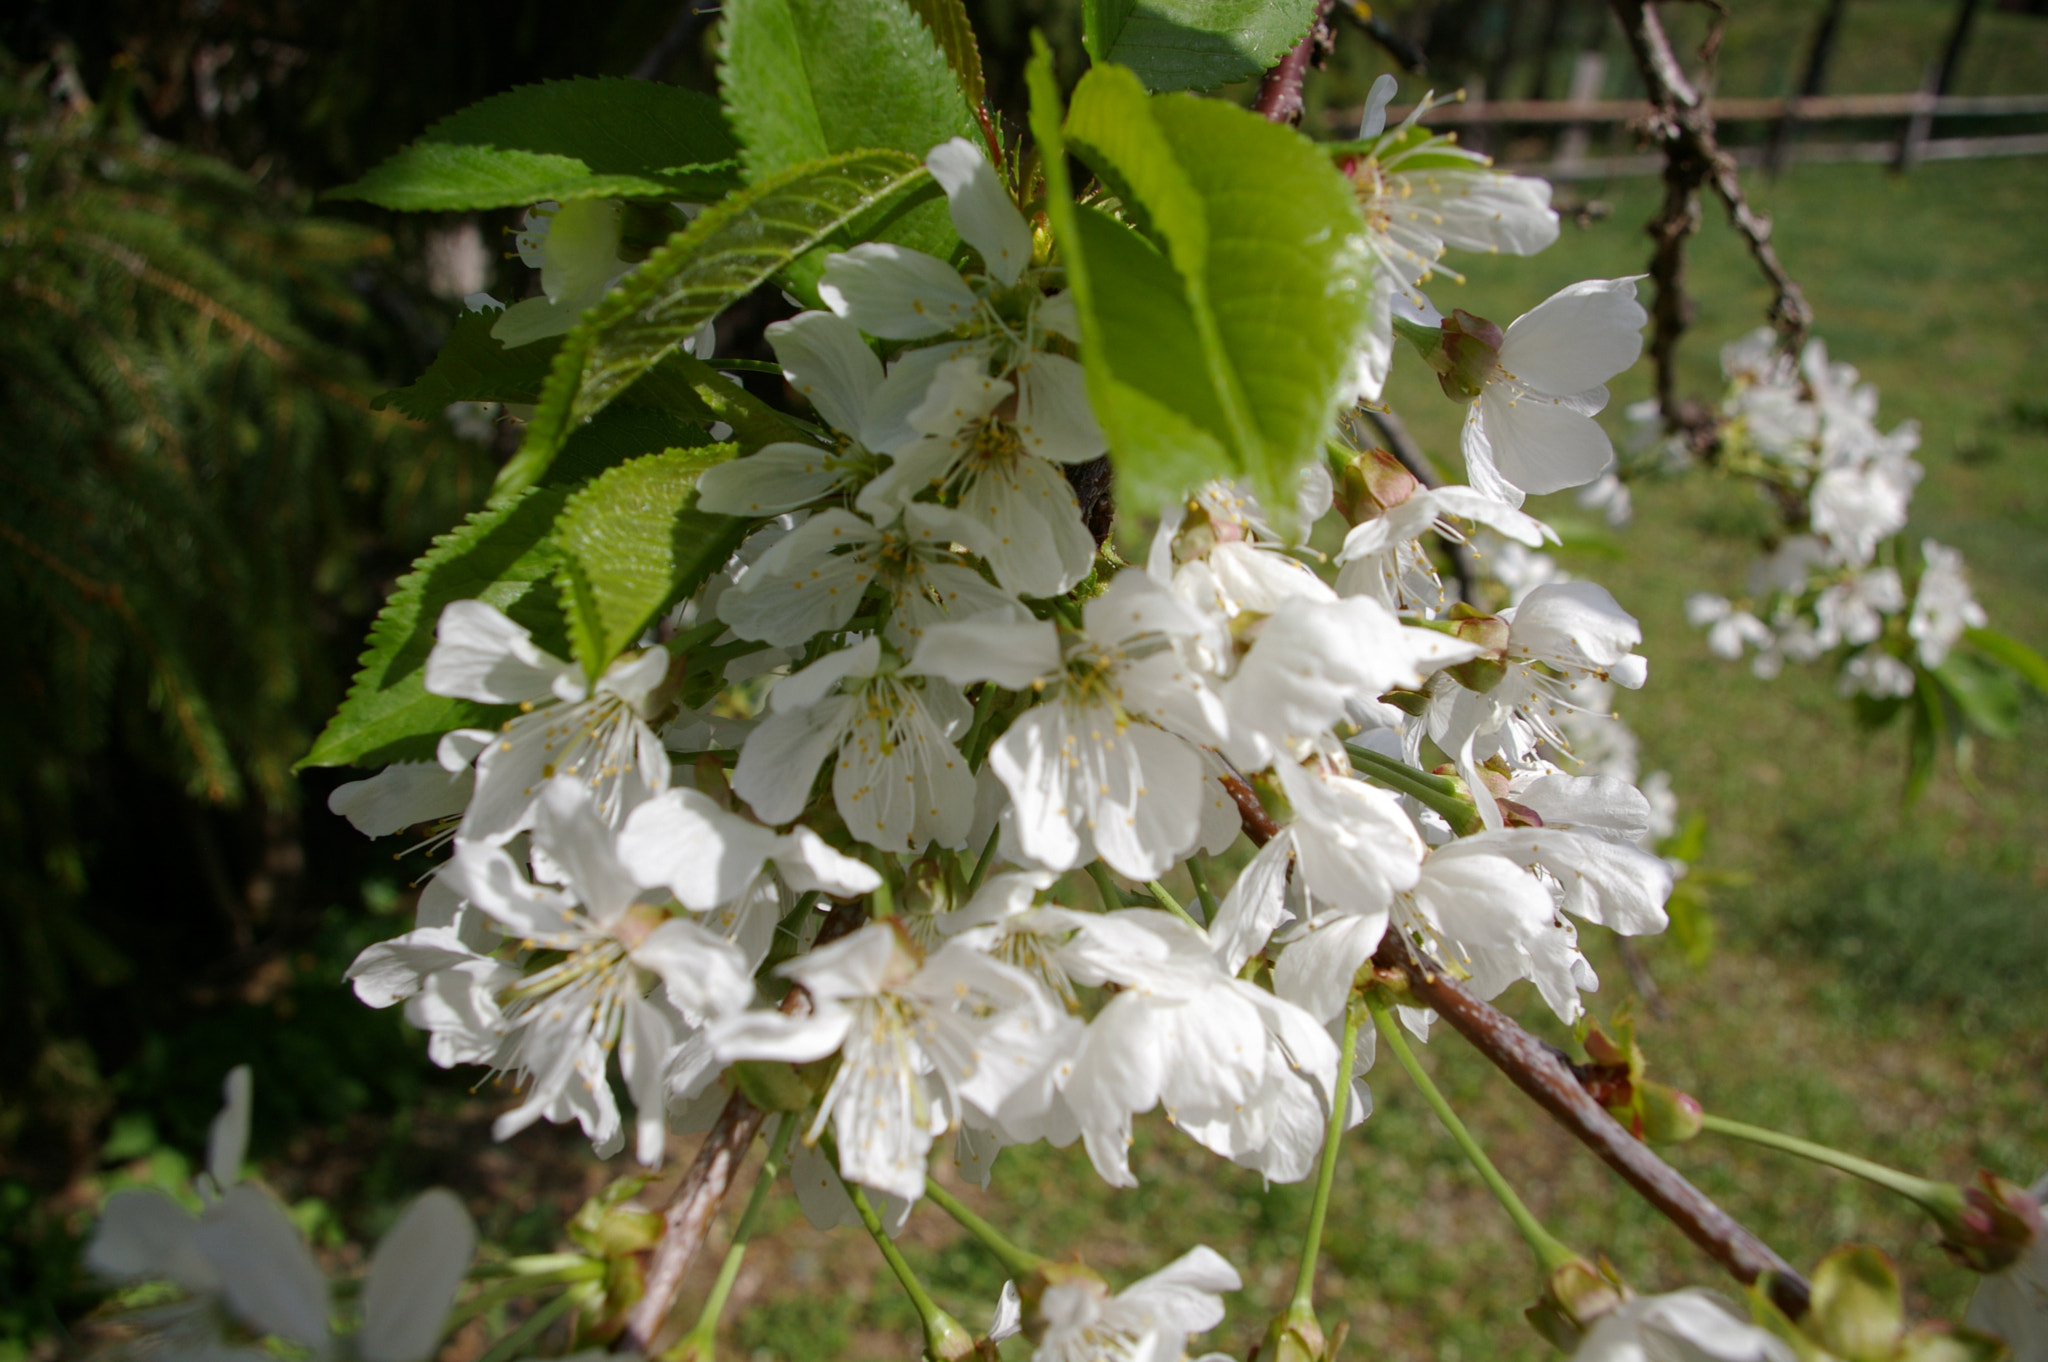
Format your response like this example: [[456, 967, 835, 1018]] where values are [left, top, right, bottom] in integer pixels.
[[1334, 483, 1553, 612], [732, 635, 976, 852], [1572, 1289, 1798, 1362], [437, 779, 756, 1164], [87, 1070, 476, 1362], [1344, 76, 1560, 401], [912, 573, 1227, 880], [1055, 910, 1339, 1186], [1459, 278, 1647, 505], [425, 600, 671, 843], [710, 921, 1065, 1202], [1909, 539, 1987, 668], [714, 503, 1019, 649], [855, 356, 1098, 597], [695, 311, 894, 517], [1029, 1246, 1242, 1362]]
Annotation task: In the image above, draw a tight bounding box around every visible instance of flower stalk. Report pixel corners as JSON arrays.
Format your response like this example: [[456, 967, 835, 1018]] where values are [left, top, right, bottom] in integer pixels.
[[836, 1154, 975, 1361], [1698, 1113, 1960, 1215], [1345, 744, 1484, 835], [668, 1114, 800, 1360], [923, 1178, 1046, 1279], [1369, 992, 1579, 1276]]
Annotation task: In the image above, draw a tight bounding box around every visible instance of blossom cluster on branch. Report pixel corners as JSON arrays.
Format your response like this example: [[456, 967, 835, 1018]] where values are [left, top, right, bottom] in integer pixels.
[[73, 5, 2048, 1361]]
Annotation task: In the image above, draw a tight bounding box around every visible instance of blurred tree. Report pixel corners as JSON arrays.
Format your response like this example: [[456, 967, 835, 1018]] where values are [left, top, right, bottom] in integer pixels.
[[0, 50, 501, 1180]]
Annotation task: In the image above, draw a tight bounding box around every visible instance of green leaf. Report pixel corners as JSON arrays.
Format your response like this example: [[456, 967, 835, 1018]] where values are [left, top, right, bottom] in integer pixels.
[[299, 488, 571, 769], [554, 446, 751, 677], [1046, 60, 1373, 513], [372, 312, 560, 422], [718, 0, 978, 262], [328, 78, 742, 211], [1083, 0, 1320, 93], [547, 402, 717, 490], [1962, 625, 2048, 696], [497, 150, 928, 500], [904, 0, 989, 110], [1905, 672, 1946, 805], [1933, 650, 2024, 739]]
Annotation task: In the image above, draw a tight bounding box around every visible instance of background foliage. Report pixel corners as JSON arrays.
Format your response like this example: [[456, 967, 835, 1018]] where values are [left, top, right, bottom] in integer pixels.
[[2, 2, 2045, 1360]]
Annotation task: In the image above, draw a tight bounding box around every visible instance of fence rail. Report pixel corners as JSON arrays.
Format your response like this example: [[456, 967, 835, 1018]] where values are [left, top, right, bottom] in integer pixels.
[[1327, 91, 2048, 129], [1325, 85, 2048, 177]]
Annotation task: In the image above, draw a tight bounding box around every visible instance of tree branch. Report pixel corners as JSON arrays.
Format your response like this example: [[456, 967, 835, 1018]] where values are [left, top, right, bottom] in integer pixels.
[[1606, 0, 1812, 454], [1254, 0, 1337, 126], [1371, 931, 1812, 1318], [1226, 790, 1807, 1312], [614, 902, 867, 1354]]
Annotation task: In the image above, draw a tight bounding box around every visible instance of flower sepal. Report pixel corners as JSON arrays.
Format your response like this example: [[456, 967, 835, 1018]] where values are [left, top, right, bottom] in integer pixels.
[[1526, 1255, 1629, 1352], [1256, 1300, 1346, 1362]]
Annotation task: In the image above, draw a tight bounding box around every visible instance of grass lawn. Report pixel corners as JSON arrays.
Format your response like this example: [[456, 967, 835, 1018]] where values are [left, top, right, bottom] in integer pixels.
[[684, 157, 2048, 1361]]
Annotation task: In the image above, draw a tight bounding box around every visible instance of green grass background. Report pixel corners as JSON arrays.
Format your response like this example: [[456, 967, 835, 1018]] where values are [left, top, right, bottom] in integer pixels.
[[704, 157, 2048, 1362]]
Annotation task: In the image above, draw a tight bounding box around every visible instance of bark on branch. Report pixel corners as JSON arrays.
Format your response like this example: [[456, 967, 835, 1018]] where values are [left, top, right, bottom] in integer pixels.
[[1229, 789, 1809, 1314], [1254, 0, 1337, 126], [1607, 0, 1813, 454], [1370, 930, 1812, 1318]]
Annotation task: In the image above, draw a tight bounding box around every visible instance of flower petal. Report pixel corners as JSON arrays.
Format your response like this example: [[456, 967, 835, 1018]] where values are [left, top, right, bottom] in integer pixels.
[[1498, 276, 1645, 397], [819, 242, 979, 340], [359, 1190, 476, 1362], [927, 137, 1032, 287], [766, 310, 884, 438]]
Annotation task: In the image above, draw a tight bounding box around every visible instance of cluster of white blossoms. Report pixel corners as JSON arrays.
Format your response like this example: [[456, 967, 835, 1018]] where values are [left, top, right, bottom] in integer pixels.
[[324, 137, 1677, 1342], [1680, 330, 1987, 699]]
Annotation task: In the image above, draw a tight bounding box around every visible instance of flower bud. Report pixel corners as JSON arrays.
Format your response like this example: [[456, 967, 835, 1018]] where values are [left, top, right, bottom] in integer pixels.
[[1526, 1256, 1628, 1351], [568, 1175, 664, 1258], [1333, 446, 1419, 525], [1434, 310, 1506, 402], [1442, 606, 1511, 694], [1634, 1082, 1704, 1146], [1937, 1170, 2042, 1274], [1256, 1302, 1328, 1362], [1808, 1245, 1906, 1361]]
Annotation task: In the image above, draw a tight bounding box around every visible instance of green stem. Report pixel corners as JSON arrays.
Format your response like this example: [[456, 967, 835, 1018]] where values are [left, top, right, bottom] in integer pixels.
[[964, 680, 1008, 767], [1346, 744, 1483, 835], [440, 1263, 604, 1336], [839, 1169, 973, 1361], [923, 1179, 1045, 1278], [867, 849, 897, 919], [1698, 1114, 1963, 1215], [1291, 999, 1365, 1312], [1144, 880, 1203, 931], [1085, 860, 1136, 911], [676, 1115, 799, 1353], [474, 1287, 584, 1362], [1186, 859, 1220, 925], [1369, 995, 1578, 1275], [963, 823, 1003, 900]]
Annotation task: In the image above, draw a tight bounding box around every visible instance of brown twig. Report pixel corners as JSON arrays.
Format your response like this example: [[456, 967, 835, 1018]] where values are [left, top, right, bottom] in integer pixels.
[[1225, 759, 1805, 1311], [1253, 0, 1336, 127], [1221, 773, 1282, 846], [1370, 930, 1810, 1317], [614, 901, 867, 1354], [1606, 0, 1812, 454]]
